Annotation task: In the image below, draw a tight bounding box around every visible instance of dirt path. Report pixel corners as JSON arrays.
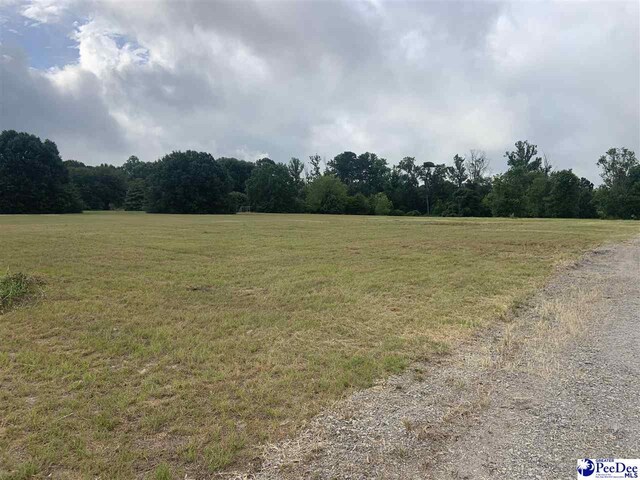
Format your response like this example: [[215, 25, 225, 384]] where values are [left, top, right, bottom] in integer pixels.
[[243, 237, 640, 479]]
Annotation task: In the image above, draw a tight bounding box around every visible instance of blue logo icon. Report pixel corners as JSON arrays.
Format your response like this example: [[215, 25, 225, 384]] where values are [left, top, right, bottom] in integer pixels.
[[577, 459, 595, 477]]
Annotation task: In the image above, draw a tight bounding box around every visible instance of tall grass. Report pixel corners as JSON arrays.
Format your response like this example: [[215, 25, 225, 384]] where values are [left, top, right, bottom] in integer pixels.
[[0, 272, 41, 313]]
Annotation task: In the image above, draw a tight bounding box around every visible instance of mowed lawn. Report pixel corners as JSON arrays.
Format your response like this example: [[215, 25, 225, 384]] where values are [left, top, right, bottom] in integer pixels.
[[1, 213, 637, 479]]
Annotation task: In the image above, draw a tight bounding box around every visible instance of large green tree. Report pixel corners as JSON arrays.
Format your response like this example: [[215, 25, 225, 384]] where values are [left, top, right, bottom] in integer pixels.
[[595, 148, 640, 219], [120, 155, 153, 181], [124, 179, 147, 211], [217, 157, 255, 193], [307, 154, 323, 181], [246, 160, 300, 212], [447, 154, 468, 189], [146, 151, 231, 213], [288, 157, 305, 194], [576, 177, 597, 219], [327, 151, 389, 196], [66, 162, 128, 210], [545, 169, 580, 218], [386, 157, 424, 213], [369, 192, 393, 215], [306, 175, 348, 214], [0, 130, 82, 213], [505, 140, 544, 171], [485, 141, 548, 217]]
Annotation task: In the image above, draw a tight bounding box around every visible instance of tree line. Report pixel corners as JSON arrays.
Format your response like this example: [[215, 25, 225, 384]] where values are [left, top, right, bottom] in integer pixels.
[[1, 130, 639, 219]]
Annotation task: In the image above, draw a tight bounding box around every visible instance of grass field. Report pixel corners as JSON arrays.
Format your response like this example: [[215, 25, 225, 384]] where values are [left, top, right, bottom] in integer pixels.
[[0, 212, 637, 479]]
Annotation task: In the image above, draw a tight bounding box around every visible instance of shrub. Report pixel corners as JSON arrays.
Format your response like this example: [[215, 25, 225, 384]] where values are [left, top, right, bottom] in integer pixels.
[[406, 210, 421, 216], [389, 209, 405, 216]]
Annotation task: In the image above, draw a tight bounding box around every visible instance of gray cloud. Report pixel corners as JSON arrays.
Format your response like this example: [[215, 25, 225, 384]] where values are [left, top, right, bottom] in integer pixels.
[[0, 0, 638, 181], [0, 45, 131, 163]]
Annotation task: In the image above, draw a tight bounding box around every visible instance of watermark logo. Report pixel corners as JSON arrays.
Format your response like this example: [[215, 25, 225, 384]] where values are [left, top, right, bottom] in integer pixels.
[[577, 459, 640, 479], [578, 459, 595, 477]]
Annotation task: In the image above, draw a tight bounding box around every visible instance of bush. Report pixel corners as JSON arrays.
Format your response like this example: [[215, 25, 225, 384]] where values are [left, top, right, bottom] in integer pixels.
[[389, 209, 405, 216], [406, 210, 421, 216]]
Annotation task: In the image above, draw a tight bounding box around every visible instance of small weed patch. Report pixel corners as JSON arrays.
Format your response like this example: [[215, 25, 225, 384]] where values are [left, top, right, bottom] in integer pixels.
[[0, 272, 42, 313]]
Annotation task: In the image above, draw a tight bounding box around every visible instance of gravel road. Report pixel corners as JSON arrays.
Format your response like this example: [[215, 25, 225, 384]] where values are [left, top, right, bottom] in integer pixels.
[[246, 237, 640, 480]]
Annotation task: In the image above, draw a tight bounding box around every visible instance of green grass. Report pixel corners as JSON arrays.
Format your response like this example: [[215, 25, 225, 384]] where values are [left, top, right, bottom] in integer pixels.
[[0, 212, 637, 478]]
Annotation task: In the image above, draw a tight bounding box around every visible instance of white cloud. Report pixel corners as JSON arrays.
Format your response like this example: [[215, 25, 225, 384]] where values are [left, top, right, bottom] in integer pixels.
[[1, 0, 638, 182], [20, 0, 71, 23]]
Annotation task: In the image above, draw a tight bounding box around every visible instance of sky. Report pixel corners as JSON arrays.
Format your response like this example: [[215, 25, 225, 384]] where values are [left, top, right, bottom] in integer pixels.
[[0, 0, 638, 182]]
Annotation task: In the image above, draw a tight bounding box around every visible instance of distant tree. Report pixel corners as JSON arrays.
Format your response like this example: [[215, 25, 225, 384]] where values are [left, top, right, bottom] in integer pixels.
[[466, 150, 490, 183], [545, 169, 580, 218], [217, 157, 255, 193], [484, 173, 525, 217], [442, 151, 492, 217], [306, 174, 348, 214], [385, 169, 406, 213], [146, 151, 231, 214], [485, 141, 549, 217], [452, 182, 491, 217], [524, 172, 551, 217], [256, 157, 276, 167], [307, 154, 323, 181], [577, 177, 597, 218], [369, 192, 393, 215], [448, 154, 468, 189], [288, 157, 305, 193], [597, 148, 637, 188], [67, 163, 128, 210], [420, 163, 454, 215], [124, 179, 147, 211], [120, 155, 153, 211], [65, 160, 86, 168], [327, 151, 390, 196], [362, 152, 390, 196], [327, 151, 358, 188], [0, 130, 82, 213], [227, 191, 249, 212], [120, 155, 153, 180], [386, 157, 423, 213], [246, 160, 299, 212], [419, 161, 436, 214], [345, 193, 370, 215], [595, 147, 640, 219], [505, 140, 543, 172]]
